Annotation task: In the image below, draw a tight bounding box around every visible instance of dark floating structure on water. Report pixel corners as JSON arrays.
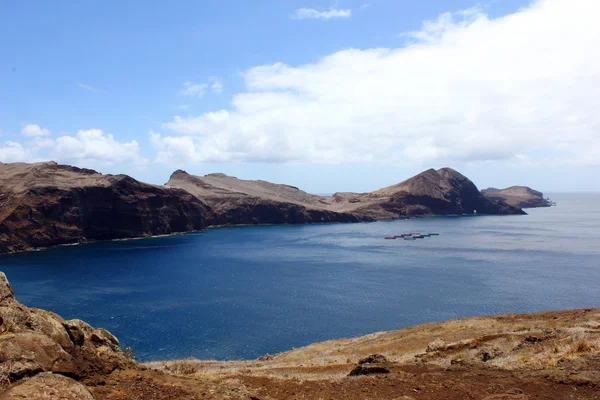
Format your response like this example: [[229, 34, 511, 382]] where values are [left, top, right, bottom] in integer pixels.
[[385, 233, 440, 241]]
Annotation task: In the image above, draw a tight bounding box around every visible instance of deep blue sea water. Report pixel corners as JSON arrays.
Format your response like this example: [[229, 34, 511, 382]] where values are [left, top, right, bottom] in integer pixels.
[[1, 193, 599, 361]]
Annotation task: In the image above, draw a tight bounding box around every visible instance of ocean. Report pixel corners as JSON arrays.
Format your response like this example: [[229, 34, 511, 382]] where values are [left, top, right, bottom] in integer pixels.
[[1, 193, 598, 361]]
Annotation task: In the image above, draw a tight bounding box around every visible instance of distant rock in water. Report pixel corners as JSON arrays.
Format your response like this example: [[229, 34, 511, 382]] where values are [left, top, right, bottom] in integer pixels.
[[482, 186, 552, 208], [0, 162, 525, 254]]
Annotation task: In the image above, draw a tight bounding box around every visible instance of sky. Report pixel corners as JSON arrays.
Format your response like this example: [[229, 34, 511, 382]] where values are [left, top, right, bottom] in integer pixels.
[[1, 0, 599, 193]]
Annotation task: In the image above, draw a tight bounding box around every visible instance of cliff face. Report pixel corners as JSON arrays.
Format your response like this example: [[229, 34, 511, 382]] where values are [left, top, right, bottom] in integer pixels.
[[0, 162, 525, 254], [0, 271, 131, 392], [166, 170, 366, 225], [482, 186, 552, 208], [167, 167, 525, 224], [0, 162, 211, 254], [369, 168, 525, 217]]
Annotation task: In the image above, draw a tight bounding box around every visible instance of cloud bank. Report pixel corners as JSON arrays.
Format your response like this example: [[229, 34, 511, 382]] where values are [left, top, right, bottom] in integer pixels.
[[155, 0, 600, 167], [1, 127, 147, 167]]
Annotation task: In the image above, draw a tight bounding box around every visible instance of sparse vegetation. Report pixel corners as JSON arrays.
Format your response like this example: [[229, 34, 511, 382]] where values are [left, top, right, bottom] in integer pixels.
[[124, 346, 136, 361], [166, 357, 201, 375]]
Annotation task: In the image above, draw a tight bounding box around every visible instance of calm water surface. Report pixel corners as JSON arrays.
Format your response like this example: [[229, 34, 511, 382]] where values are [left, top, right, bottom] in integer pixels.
[[1, 193, 598, 361]]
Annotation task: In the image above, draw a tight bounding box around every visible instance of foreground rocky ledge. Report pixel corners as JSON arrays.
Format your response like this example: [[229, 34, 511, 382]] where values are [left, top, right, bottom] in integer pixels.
[[1, 271, 598, 399]]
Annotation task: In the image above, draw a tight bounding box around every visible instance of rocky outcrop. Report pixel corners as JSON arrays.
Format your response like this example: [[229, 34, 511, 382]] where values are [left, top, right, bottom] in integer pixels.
[[0, 272, 132, 385], [369, 168, 525, 217], [482, 186, 552, 208], [167, 167, 524, 226], [0, 372, 95, 400], [0, 162, 211, 254], [166, 170, 367, 225], [0, 162, 526, 254], [348, 354, 391, 376]]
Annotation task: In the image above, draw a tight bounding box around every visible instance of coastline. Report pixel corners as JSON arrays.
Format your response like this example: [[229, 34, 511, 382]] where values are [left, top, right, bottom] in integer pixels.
[[0, 211, 525, 257]]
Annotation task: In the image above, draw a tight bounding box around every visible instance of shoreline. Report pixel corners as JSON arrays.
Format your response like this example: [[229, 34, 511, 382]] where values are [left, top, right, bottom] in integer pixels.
[[0, 211, 525, 257], [140, 306, 599, 364]]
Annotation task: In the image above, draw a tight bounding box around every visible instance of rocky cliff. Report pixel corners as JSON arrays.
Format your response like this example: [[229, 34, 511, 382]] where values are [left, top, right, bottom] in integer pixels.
[[166, 170, 367, 225], [0, 272, 132, 398], [0, 162, 212, 254], [482, 186, 552, 208], [167, 167, 524, 224], [0, 162, 524, 254]]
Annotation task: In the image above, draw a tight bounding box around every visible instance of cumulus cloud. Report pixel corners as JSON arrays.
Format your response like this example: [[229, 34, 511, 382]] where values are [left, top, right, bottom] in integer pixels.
[[0, 142, 26, 162], [21, 124, 51, 137], [156, 0, 600, 167], [1, 129, 147, 167], [291, 8, 352, 20], [51, 129, 147, 166]]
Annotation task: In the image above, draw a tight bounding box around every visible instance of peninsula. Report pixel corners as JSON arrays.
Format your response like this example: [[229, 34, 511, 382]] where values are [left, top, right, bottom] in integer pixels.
[[0, 162, 525, 254]]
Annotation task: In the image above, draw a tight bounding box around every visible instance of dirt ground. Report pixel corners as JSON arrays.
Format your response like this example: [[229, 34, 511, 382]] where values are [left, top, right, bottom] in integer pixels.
[[83, 308, 600, 400]]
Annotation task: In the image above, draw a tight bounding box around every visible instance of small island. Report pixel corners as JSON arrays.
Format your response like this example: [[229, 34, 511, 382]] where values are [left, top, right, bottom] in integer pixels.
[[482, 186, 555, 209]]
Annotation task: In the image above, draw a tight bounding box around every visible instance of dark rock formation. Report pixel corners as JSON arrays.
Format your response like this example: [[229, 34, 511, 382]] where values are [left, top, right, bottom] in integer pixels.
[[0, 162, 211, 254], [482, 186, 552, 208], [370, 168, 525, 217], [348, 354, 391, 376], [166, 170, 367, 225]]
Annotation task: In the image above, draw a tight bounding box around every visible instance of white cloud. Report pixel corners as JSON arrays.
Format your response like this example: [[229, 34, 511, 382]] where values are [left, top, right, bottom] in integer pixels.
[[180, 81, 208, 98], [180, 78, 223, 98], [175, 104, 192, 110], [291, 8, 352, 20], [1, 129, 148, 168], [51, 129, 147, 167], [157, 0, 600, 167], [210, 77, 224, 94], [76, 82, 99, 92], [21, 124, 51, 137], [360, 4, 371, 10], [0, 142, 26, 162]]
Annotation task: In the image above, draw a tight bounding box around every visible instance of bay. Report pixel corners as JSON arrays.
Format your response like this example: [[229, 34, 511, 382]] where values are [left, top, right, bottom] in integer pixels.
[[1, 193, 598, 361]]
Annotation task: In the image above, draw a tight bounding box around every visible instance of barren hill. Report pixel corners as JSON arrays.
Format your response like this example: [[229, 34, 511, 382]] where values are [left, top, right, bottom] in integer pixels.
[[0, 162, 524, 254], [482, 186, 552, 208], [167, 167, 524, 222], [0, 162, 211, 254]]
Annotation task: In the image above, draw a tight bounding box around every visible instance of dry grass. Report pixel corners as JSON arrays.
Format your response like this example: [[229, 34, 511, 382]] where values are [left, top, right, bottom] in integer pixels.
[[146, 309, 600, 382], [165, 357, 202, 375]]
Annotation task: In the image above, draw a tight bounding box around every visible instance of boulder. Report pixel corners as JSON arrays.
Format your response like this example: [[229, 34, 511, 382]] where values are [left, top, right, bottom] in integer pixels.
[[0, 305, 73, 351], [348, 354, 391, 376], [426, 338, 447, 353], [0, 272, 131, 382], [0, 372, 95, 400], [0, 332, 75, 381]]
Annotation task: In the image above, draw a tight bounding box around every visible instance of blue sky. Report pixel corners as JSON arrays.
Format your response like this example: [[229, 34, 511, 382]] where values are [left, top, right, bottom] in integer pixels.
[[1, 0, 598, 193]]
